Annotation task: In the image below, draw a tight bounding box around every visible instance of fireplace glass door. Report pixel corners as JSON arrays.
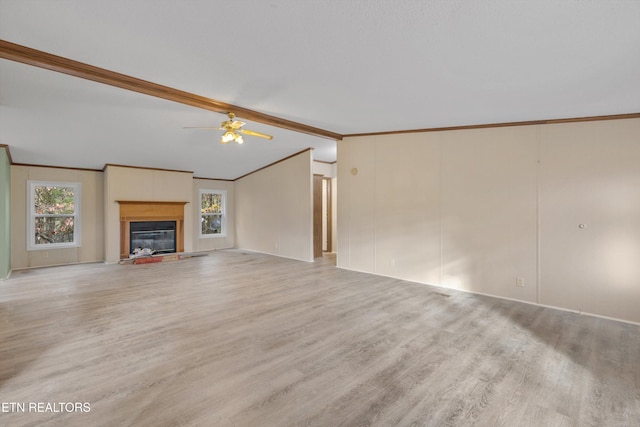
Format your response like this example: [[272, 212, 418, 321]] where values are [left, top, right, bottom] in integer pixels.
[[130, 221, 177, 254]]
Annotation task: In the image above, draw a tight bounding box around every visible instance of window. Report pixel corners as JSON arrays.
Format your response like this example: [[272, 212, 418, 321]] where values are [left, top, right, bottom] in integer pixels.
[[28, 181, 81, 250], [200, 189, 226, 237]]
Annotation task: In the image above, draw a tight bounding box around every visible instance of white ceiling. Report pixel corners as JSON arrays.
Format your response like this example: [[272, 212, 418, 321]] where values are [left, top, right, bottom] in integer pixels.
[[1, 0, 639, 179]]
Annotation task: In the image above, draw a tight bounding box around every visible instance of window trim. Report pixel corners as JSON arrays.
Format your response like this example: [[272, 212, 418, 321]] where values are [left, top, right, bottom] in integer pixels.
[[199, 189, 227, 238], [27, 180, 81, 250]]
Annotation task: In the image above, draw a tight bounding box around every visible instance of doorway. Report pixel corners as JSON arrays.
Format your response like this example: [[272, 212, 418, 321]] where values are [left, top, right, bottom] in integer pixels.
[[313, 174, 334, 258], [322, 177, 332, 252]]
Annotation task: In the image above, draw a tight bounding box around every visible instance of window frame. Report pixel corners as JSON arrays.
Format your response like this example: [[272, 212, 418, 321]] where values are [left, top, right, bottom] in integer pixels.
[[199, 189, 227, 238], [27, 180, 81, 250]]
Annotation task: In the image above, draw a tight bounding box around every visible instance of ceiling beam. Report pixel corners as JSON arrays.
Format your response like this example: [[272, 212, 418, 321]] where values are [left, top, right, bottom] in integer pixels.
[[0, 40, 343, 141]]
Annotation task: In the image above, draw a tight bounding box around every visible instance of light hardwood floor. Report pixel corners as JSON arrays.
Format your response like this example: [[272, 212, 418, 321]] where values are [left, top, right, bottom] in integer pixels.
[[1, 250, 639, 426]]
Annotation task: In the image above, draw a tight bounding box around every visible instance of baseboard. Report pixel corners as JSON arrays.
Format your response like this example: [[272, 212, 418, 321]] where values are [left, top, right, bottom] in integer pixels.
[[336, 266, 640, 327], [233, 247, 314, 263], [465, 289, 640, 327], [8, 260, 104, 272]]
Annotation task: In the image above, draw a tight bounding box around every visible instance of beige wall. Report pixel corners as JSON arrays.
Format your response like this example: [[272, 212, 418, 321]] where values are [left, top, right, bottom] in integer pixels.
[[313, 161, 336, 178], [104, 165, 193, 263], [235, 150, 314, 261], [338, 118, 640, 324], [440, 127, 539, 302], [192, 179, 235, 251], [539, 120, 640, 323], [10, 165, 104, 269]]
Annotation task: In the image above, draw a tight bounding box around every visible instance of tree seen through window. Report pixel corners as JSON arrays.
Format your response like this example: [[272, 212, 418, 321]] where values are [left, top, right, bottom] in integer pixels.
[[201, 191, 224, 235], [32, 184, 78, 245]]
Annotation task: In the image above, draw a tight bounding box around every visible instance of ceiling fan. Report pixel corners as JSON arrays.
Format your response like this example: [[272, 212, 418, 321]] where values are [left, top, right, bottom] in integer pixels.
[[185, 113, 273, 144]]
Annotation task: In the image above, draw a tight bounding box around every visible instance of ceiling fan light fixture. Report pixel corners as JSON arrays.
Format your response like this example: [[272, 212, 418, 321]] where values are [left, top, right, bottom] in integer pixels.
[[190, 112, 272, 144], [221, 131, 236, 143]]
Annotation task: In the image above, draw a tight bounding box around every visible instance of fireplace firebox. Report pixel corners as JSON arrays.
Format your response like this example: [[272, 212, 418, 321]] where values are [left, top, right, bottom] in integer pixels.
[[129, 221, 177, 254]]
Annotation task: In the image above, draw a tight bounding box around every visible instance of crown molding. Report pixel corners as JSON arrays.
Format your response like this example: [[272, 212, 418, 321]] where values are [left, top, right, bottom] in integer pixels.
[[0, 144, 13, 164], [103, 163, 193, 174], [6, 152, 314, 182], [343, 113, 640, 138], [192, 177, 235, 182], [11, 162, 102, 172]]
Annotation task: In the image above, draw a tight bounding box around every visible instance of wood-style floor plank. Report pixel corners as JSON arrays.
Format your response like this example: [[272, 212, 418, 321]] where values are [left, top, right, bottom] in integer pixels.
[[0, 250, 639, 426]]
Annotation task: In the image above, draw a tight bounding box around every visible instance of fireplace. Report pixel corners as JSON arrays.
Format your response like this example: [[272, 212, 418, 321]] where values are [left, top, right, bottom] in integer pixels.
[[117, 201, 188, 259], [130, 221, 177, 254]]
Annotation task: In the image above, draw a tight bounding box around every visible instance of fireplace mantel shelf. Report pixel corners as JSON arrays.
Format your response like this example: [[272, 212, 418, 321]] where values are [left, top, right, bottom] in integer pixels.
[[116, 200, 189, 205]]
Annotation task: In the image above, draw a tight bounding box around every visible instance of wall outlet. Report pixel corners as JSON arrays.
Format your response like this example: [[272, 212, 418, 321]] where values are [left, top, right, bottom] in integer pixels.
[[516, 277, 524, 287]]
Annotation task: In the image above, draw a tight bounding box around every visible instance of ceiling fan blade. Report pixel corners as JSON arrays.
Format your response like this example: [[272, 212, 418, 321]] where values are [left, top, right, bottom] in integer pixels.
[[240, 129, 273, 140], [229, 120, 246, 130]]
